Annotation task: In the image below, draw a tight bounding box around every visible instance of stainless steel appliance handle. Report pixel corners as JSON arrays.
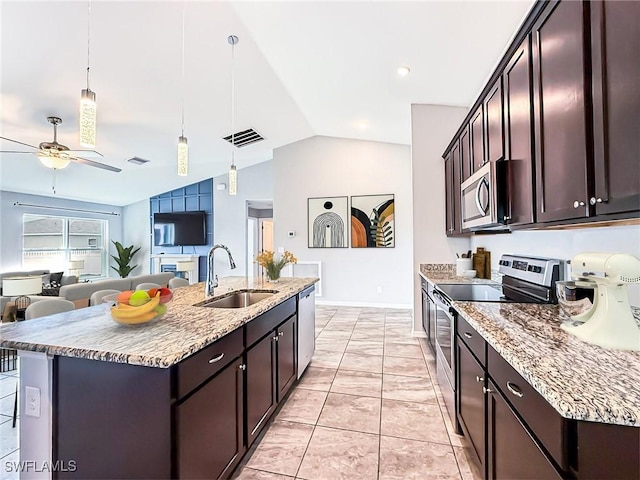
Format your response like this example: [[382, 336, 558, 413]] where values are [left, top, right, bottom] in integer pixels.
[[475, 177, 489, 215]]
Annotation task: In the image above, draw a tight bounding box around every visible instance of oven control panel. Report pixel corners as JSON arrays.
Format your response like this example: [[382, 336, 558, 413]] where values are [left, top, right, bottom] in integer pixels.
[[498, 255, 564, 287]]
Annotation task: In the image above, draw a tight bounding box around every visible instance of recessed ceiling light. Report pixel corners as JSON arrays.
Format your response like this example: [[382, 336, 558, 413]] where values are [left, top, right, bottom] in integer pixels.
[[397, 65, 411, 76]]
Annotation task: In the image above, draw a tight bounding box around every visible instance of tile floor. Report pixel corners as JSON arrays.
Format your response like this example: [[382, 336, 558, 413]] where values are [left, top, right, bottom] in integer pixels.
[[0, 361, 19, 480], [0, 306, 483, 480], [235, 305, 481, 480]]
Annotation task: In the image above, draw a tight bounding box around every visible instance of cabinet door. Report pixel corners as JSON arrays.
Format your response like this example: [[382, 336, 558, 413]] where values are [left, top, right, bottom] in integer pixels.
[[460, 126, 472, 182], [177, 358, 245, 480], [457, 341, 486, 471], [503, 37, 535, 226], [444, 152, 455, 236], [532, 0, 590, 222], [277, 315, 297, 401], [246, 333, 276, 447], [485, 79, 504, 164], [487, 380, 562, 480], [470, 106, 485, 173], [590, 0, 640, 215], [452, 141, 463, 235]]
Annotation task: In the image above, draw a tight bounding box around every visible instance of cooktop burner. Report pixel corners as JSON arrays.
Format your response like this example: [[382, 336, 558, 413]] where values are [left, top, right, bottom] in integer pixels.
[[436, 283, 522, 303]]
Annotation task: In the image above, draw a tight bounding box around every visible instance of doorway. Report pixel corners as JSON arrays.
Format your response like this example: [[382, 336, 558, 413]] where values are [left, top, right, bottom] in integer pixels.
[[246, 201, 273, 279]]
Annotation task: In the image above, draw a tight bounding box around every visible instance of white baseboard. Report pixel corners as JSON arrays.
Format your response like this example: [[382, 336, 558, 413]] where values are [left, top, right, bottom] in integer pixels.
[[315, 299, 413, 309], [411, 329, 427, 338]]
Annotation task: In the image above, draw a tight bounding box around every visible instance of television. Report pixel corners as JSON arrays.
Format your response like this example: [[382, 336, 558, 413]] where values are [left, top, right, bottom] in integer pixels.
[[153, 211, 207, 246]]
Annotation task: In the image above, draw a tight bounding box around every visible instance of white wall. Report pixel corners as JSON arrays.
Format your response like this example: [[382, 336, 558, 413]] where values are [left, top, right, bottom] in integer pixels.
[[213, 161, 274, 277], [0, 190, 123, 274], [273, 135, 412, 307], [471, 224, 640, 306], [411, 105, 471, 330], [122, 199, 151, 276]]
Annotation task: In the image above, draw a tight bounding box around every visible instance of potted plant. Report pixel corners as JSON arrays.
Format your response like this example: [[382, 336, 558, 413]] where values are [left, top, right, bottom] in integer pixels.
[[110, 241, 141, 278], [255, 250, 297, 282]]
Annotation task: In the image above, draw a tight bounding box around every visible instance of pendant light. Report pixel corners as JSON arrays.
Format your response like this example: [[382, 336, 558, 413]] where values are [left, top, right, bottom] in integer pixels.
[[79, 0, 97, 148], [228, 35, 239, 195], [177, 3, 188, 176]]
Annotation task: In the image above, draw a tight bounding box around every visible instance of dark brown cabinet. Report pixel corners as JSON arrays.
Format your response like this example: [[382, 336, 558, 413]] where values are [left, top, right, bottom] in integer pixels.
[[460, 126, 472, 181], [444, 144, 463, 237], [277, 315, 297, 400], [590, 0, 640, 215], [246, 332, 277, 447], [177, 357, 245, 480], [484, 79, 504, 164], [532, 0, 590, 223], [246, 308, 297, 447], [503, 37, 535, 226], [470, 106, 485, 173], [486, 378, 562, 480], [457, 339, 486, 472]]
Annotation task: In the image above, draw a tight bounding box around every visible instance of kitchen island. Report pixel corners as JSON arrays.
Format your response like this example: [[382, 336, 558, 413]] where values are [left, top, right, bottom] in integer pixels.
[[420, 265, 640, 479], [0, 276, 318, 480]]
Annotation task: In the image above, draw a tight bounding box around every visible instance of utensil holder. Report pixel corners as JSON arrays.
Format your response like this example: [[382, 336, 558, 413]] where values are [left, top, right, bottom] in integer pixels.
[[456, 258, 472, 276]]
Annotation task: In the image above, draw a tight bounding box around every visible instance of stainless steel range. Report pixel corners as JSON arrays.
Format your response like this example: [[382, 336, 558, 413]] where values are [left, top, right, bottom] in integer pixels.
[[433, 254, 564, 432]]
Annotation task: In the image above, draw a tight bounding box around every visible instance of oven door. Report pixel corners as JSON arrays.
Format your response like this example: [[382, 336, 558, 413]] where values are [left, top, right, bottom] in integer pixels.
[[460, 161, 507, 231]]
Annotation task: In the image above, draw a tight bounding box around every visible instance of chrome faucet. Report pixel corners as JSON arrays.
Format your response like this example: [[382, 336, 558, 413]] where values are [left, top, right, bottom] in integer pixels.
[[206, 244, 236, 297]]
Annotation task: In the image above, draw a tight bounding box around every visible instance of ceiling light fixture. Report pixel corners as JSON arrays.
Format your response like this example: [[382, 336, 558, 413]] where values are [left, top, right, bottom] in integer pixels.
[[397, 65, 411, 76], [177, 3, 188, 176], [79, 0, 97, 148], [228, 34, 239, 196]]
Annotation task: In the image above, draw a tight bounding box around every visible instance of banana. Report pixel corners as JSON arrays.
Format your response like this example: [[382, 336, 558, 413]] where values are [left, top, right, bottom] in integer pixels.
[[117, 310, 158, 325], [111, 294, 160, 319]]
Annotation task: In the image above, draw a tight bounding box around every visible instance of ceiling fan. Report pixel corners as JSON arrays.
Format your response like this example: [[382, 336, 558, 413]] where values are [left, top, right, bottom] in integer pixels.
[[0, 116, 121, 172]]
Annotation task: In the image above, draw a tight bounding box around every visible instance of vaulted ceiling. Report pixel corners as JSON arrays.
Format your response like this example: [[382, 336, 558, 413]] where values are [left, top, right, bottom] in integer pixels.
[[0, 1, 534, 206]]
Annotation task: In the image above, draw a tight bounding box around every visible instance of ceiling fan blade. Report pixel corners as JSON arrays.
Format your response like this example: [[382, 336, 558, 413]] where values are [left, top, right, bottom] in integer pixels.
[[66, 149, 103, 158], [71, 156, 121, 172], [0, 150, 34, 154], [0, 136, 39, 150]]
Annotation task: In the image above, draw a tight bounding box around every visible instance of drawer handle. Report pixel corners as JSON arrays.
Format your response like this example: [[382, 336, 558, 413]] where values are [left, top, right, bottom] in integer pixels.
[[482, 386, 493, 394], [463, 332, 473, 339], [272, 335, 279, 341], [506, 381, 524, 398], [475, 375, 484, 383], [239, 364, 246, 371], [278, 331, 284, 337], [208, 353, 225, 364]]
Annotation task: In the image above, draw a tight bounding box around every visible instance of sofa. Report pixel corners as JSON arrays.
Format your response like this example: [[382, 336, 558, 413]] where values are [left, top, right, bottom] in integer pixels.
[[59, 272, 175, 308], [0, 270, 78, 319]]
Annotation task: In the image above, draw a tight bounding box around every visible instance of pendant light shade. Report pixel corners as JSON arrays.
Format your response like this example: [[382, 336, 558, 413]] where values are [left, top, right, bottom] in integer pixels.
[[229, 163, 237, 195], [80, 1, 96, 148], [177, 135, 188, 176], [79, 88, 96, 148], [228, 34, 239, 196]]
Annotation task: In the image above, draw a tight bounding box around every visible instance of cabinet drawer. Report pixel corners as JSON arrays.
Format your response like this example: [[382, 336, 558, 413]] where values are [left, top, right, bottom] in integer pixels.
[[457, 314, 486, 364], [177, 327, 243, 399], [246, 297, 296, 347], [488, 346, 568, 470]]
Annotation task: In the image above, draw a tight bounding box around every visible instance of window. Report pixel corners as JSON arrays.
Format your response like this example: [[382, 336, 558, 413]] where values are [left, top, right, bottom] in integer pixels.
[[22, 214, 108, 279]]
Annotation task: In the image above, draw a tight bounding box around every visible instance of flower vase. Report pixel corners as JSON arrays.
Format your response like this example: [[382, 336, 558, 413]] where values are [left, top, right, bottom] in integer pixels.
[[266, 269, 281, 283]]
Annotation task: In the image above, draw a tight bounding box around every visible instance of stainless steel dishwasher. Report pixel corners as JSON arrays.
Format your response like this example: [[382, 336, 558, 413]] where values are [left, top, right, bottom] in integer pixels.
[[297, 285, 315, 379]]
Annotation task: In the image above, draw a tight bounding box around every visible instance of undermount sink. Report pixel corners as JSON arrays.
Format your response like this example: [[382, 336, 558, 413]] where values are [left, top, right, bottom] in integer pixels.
[[197, 289, 278, 309]]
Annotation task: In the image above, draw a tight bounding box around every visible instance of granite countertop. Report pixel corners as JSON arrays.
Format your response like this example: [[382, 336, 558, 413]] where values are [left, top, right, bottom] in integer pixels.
[[0, 276, 317, 368], [420, 268, 640, 427], [419, 263, 500, 284]]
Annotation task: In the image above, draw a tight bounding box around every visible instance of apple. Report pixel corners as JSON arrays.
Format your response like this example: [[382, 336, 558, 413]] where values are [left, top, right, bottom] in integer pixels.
[[129, 290, 150, 306]]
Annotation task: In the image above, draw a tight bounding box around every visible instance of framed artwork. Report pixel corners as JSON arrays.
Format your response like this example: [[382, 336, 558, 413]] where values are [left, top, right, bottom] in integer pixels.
[[308, 196, 349, 248], [351, 194, 395, 248]]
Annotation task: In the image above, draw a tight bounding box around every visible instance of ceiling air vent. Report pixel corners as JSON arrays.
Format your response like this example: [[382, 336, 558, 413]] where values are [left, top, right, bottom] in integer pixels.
[[127, 157, 150, 165], [223, 128, 264, 148]]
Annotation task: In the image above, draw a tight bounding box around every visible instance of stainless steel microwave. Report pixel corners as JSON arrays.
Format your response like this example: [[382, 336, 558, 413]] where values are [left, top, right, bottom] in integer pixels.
[[460, 161, 508, 231]]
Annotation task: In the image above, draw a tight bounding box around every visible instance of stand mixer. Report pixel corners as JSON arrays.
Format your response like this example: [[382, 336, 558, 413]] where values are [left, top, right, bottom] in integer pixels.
[[560, 252, 640, 351]]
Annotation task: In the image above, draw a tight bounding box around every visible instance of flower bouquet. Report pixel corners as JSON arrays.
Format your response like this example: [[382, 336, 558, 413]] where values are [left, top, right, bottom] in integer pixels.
[[256, 250, 297, 282]]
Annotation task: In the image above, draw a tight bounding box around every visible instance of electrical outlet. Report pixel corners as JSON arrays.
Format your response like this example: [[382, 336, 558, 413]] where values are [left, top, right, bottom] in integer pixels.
[[377, 286, 383, 294], [25, 386, 41, 418]]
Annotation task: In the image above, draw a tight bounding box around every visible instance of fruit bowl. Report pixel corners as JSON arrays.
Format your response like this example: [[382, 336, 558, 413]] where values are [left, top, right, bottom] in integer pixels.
[[103, 288, 173, 325]]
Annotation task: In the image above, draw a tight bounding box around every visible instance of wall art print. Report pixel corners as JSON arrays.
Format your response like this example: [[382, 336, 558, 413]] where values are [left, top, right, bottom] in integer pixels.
[[351, 194, 395, 248], [308, 196, 349, 248]]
